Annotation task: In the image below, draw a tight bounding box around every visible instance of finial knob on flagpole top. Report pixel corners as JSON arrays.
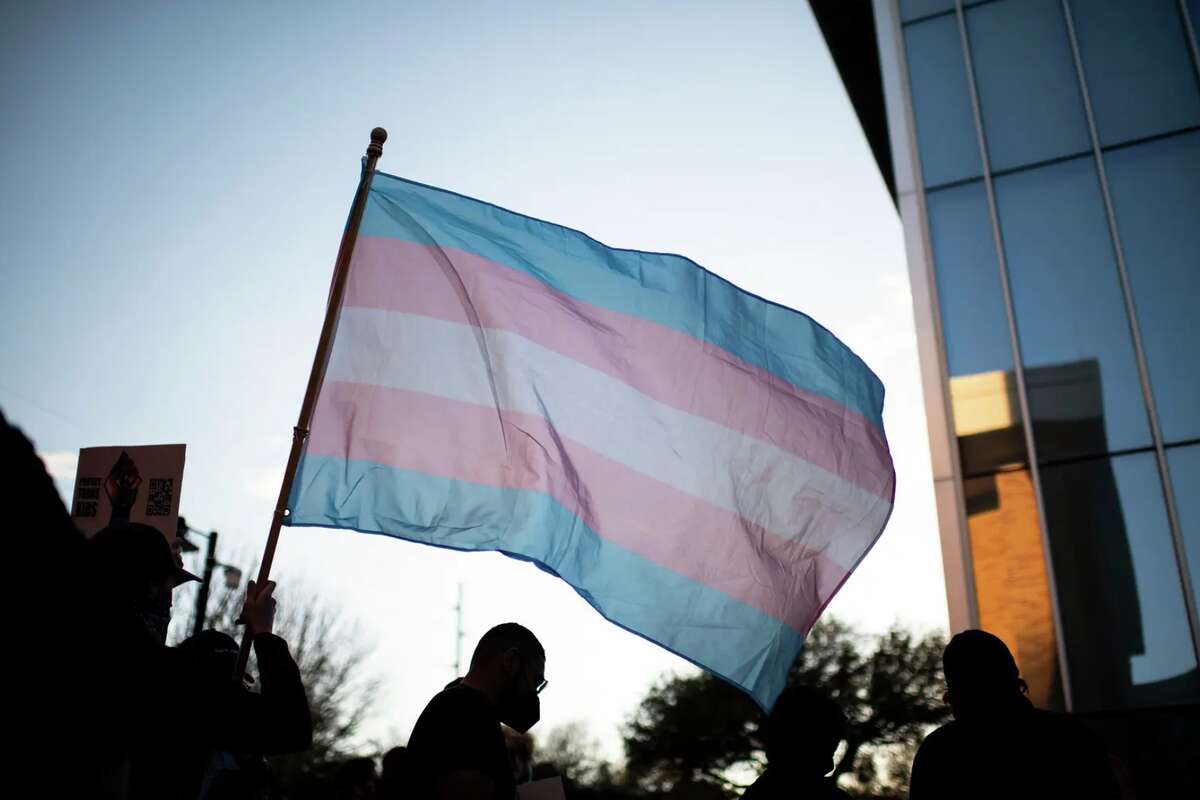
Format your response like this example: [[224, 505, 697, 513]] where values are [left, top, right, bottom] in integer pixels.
[[367, 127, 387, 159]]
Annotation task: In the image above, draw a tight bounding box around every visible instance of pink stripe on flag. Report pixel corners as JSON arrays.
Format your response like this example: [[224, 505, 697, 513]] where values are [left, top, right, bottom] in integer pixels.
[[343, 236, 894, 501], [307, 380, 849, 631]]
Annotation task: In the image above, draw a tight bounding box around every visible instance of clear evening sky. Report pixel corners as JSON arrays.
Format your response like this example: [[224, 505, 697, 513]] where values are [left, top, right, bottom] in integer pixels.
[[1, 1, 945, 754]]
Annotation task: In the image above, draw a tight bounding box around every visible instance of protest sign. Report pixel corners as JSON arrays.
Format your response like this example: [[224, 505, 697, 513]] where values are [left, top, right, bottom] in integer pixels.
[[70, 444, 186, 541]]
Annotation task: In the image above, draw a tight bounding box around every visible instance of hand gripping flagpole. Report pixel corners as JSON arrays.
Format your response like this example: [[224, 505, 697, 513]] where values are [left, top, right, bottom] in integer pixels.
[[234, 127, 388, 680]]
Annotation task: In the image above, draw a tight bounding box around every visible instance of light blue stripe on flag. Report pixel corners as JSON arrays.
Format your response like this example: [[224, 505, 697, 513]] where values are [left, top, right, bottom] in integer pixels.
[[290, 454, 804, 709]]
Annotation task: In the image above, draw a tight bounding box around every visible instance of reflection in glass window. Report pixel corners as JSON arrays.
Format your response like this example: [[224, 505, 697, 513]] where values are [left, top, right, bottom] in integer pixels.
[[1105, 132, 1200, 444], [904, 15, 982, 188], [965, 0, 1089, 172], [1041, 452, 1199, 711], [927, 183, 1009, 378], [927, 183, 1030, 475], [1070, 0, 1200, 146], [995, 155, 1151, 461], [899, 0, 954, 23], [965, 468, 1062, 710], [1167, 445, 1200, 616], [951, 370, 1029, 477]]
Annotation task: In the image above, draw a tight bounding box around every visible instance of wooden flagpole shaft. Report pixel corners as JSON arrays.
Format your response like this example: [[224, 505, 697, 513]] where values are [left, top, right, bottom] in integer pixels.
[[234, 127, 388, 679]]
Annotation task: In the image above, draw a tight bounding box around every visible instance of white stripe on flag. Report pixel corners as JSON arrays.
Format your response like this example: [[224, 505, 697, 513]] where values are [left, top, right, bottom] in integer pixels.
[[326, 307, 891, 568]]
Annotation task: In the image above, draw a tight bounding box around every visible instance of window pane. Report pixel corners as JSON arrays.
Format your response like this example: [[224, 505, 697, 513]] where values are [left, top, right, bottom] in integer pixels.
[[904, 15, 983, 188], [965, 468, 1063, 710], [1167, 445, 1200, 616], [1105, 132, 1200, 444], [965, 0, 1090, 172], [995, 155, 1152, 460], [928, 182, 1030, 475], [1041, 452, 1200, 711], [900, 0, 954, 22], [928, 183, 1009, 378], [1070, 0, 1200, 146], [901, 0, 990, 22]]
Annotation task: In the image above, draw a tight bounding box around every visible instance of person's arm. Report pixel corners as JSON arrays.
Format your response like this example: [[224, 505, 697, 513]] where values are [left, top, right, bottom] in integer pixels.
[[210, 581, 313, 754], [246, 631, 313, 752]]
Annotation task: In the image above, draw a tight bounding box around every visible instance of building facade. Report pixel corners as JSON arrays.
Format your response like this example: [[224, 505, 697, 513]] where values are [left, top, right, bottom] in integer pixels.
[[811, 0, 1199, 783], [872, 0, 1200, 715], [811, 0, 1195, 786]]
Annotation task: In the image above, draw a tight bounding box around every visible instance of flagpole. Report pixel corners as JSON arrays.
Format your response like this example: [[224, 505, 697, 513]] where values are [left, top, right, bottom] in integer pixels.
[[235, 126, 388, 679]]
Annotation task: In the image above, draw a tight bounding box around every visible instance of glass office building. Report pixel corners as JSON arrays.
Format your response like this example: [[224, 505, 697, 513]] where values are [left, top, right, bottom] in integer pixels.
[[877, 0, 1200, 713], [810, 1, 1198, 785]]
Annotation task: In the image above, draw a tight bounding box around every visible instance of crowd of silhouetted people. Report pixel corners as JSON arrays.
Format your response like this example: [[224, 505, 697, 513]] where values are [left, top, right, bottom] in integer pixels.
[[9, 409, 1124, 799]]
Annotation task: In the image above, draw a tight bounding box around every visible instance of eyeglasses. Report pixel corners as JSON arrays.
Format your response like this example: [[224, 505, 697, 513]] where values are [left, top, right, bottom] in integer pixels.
[[512, 648, 548, 694]]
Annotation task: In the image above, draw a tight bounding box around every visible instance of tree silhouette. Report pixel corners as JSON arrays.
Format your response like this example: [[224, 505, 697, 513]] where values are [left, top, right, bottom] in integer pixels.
[[621, 618, 949, 798]]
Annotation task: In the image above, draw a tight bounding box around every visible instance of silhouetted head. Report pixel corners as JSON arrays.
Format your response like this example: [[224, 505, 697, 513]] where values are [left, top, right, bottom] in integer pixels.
[[943, 629, 1029, 720], [380, 746, 408, 792], [465, 622, 546, 733], [765, 685, 846, 778], [178, 629, 241, 686], [88, 522, 192, 644], [335, 757, 377, 800]]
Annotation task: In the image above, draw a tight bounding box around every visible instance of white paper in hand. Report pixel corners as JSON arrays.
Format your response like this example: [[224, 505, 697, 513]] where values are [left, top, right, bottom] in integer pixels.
[[517, 776, 566, 800]]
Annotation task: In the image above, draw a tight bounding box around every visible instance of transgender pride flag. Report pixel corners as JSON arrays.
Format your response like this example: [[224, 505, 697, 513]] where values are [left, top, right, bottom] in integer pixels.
[[287, 173, 895, 708]]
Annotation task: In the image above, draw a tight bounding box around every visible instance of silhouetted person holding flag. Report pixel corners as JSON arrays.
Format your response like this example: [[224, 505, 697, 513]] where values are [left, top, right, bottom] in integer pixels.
[[81, 522, 199, 797], [178, 626, 313, 799], [743, 685, 851, 799], [81, 524, 310, 798], [909, 629, 1119, 799], [405, 623, 547, 800]]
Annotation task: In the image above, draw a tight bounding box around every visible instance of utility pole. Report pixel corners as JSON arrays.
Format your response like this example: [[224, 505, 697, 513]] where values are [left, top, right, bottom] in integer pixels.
[[453, 583, 464, 676], [192, 530, 218, 638]]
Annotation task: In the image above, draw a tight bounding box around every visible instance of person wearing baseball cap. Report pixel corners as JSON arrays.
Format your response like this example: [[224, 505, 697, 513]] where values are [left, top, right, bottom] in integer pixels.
[[87, 521, 198, 645]]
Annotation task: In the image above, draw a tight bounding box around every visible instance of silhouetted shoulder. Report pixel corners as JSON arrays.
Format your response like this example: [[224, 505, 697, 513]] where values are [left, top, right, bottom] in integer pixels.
[[909, 719, 964, 797], [406, 684, 514, 799], [911, 710, 1118, 800]]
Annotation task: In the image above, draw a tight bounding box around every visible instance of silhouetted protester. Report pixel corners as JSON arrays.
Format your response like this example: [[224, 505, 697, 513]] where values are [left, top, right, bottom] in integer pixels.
[[2, 412, 88, 656], [3, 412, 95, 792], [909, 629, 1120, 799], [179, 626, 312, 799], [380, 746, 409, 800], [80, 524, 310, 799], [742, 686, 852, 799], [79, 522, 199, 796], [336, 757, 380, 799], [1, 410, 85, 574], [405, 623, 547, 800]]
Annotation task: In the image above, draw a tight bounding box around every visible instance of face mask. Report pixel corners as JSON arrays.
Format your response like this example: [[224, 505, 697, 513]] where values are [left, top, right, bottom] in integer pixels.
[[136, 594, 172, 644], [499, 691, 539, 734], [497, 672, 541, 733]]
